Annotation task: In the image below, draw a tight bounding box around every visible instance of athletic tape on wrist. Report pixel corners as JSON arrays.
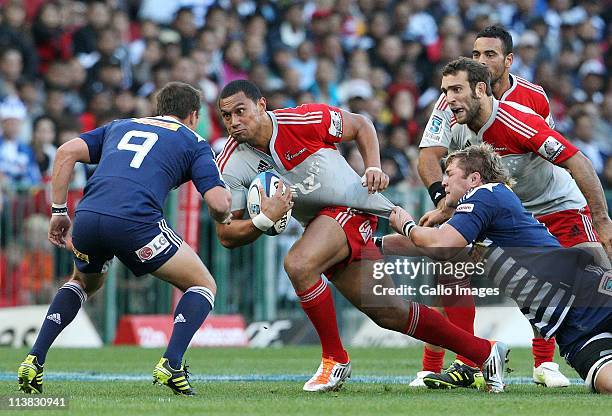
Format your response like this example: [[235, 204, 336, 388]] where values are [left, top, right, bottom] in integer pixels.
[[252, 213, 274, 231], [427, 181, 446, 206]]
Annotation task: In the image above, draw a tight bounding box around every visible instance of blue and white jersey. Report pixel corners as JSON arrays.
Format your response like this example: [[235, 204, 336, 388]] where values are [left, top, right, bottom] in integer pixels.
[[76, 116, 225, 222], [447, 183, 610, 339], [447, 183, 560, 247]]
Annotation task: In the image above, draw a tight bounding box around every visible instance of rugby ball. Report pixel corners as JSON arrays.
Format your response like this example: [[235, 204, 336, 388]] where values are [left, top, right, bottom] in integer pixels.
[[247, 171, 292, 236]]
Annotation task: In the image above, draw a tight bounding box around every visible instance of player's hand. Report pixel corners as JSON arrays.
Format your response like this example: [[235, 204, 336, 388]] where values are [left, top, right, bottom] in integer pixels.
[[361, 167, 389, 194], [419, 205, 453, 227], [259, 181, 294, 222], [48, 215, 72, 248], [593, 216, 612, 259], [389, 206, 414, 234]]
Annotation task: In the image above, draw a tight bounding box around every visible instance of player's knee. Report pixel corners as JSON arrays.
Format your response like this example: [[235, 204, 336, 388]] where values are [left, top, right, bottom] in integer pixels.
[[283, 252, 315, 282], [70, 274, 103, 298]]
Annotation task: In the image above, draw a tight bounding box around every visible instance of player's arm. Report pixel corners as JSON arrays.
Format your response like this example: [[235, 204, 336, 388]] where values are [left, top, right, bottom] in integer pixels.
[[525, 118, 612, 255], [418, 97, 455, 226], [388, 206, 468, 260], [215, 183, 293, 248], [560, 152, 611, 255], [48, 138, 92, 248], [203, 186, 232, 224], [339, 110, 389, 193]]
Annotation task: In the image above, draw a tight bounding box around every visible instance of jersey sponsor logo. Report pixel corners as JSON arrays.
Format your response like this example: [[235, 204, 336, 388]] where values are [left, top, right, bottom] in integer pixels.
[[328, 109, 343, 138], [359, 220, 373, 243], [257, 160, 272, 173], [538, 137, 565, 162], [135, 233, 170, 262], [429, 115, 444, 134], [72, 246, 89, 263], [285, 148, 307, 161], [456, 203, 474, 213], [132, 118, 181, 131]]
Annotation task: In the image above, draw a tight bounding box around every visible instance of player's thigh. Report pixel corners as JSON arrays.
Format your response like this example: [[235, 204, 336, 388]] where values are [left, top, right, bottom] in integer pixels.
[[72, 211, 114, 277], [285, 215, 349, 276], [595, 363, 612, 394], [332, 260, 410, 331], [152, 241, 215, 293]]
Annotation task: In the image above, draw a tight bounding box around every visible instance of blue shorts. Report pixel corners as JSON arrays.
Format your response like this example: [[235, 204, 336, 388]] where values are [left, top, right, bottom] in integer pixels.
[[71, 211, 182, 276]]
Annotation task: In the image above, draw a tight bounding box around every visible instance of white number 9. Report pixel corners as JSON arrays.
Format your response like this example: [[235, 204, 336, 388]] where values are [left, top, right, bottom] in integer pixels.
[[117, 130, 159, 168]]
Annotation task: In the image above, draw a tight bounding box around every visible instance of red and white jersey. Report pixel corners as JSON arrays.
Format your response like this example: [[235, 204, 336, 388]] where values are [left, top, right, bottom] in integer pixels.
[[421, 73, 554, 149], [218, 103, 394, 225], [448, 99, 586, 216]]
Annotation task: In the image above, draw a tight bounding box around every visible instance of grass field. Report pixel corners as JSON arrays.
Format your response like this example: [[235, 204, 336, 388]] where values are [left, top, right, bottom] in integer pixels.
[[1, 346, 610, 415]]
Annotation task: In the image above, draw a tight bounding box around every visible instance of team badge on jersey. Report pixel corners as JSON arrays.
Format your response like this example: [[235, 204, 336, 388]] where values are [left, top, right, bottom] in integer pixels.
[[328, 110, 343, 138], [429, 115, 444, 134], [598, 270, 612, 296], [135, 233, 170, 262], [538, 137, 565, 162]]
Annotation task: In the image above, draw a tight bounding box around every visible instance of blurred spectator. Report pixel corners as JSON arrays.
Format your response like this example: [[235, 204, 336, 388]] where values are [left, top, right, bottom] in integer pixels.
[[30, 116, 57, 181], [32, 2, 72, 74], [0, 48, 23, 99], [0, 97, 41, 190], [72, 1, 112, 57], [570, 112, 607, 175], [0, 2, 37, 79]]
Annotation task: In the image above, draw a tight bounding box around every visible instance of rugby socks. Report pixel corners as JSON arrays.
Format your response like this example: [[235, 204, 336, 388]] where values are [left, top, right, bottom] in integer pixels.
[[532, 336, 556, 368], [422, 347, 445, 373], [439, 279, 478, 367], [297, 279, 349, 363], [405, 302, 491, 367], [163, 286, 214, 369], [30, 281, 87, 365]]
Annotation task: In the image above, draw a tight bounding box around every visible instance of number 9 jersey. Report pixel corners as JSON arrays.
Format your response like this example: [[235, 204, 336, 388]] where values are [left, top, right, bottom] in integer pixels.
[[76, 116, 225, 222]]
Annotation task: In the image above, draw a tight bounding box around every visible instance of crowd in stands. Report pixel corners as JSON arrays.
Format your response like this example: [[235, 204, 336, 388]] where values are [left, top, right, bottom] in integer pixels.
[[0, 0, 610, 307], [0, 0, 610, 196]]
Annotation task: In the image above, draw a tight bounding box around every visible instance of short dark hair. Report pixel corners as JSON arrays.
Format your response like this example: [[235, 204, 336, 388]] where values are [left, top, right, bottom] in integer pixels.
[[155, 82, 201, 119], [476, 25, 513, 55], [442, 57, 492, 96], [218, 80, 263, 105]]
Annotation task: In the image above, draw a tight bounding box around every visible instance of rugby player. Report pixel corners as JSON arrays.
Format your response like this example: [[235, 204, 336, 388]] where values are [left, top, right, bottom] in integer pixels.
[[385, 143, 612, 394], [17, 82, 232, 396], [215, 80, 509, 393], [414, 26, 573, 387]]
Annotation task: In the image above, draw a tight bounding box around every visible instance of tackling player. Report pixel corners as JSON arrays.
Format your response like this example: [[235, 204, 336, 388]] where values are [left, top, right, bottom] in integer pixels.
[[17, 82, 232, 396], [415, 33, 611, 386], [215, 80, 509, 393], [385, 144, 612, 394]]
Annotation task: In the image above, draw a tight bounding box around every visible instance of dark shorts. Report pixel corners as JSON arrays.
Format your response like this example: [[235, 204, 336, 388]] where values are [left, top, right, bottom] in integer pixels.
[[71, 211, 182, 276], [566, 332, 612, 392]]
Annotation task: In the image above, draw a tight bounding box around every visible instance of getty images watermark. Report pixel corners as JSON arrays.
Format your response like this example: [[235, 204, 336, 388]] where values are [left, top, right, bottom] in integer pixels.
[[371, 256, 500, 298]]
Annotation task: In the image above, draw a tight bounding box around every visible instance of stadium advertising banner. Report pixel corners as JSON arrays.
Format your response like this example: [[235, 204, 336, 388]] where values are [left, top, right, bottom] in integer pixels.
[[114, 314, 249, 347], [0, 305, 102, 348]]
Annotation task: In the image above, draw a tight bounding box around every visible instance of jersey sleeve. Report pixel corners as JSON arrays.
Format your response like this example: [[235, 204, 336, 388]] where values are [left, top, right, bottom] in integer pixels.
[[222, 172, 247, 212], [285, 103, 344, 145], [515, 113, 578, 165], [420, 95, 454, 148], [190, 141, 226, 195], [79, 125, 107, 163], [446, 188, 499, 243]]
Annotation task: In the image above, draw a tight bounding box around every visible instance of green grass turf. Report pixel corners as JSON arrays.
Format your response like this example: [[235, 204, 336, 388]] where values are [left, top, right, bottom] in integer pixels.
[[2, 346, 610, 416]]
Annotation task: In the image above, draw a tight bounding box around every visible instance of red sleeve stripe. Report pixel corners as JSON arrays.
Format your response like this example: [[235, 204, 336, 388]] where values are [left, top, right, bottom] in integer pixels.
[[516, 78, 547, 96], [515, 76, 545, 91], [217, 137, 238, 173], [274, 111, 323, 118], [435, 95, 448, 110], [497, 108, 538, 139]]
